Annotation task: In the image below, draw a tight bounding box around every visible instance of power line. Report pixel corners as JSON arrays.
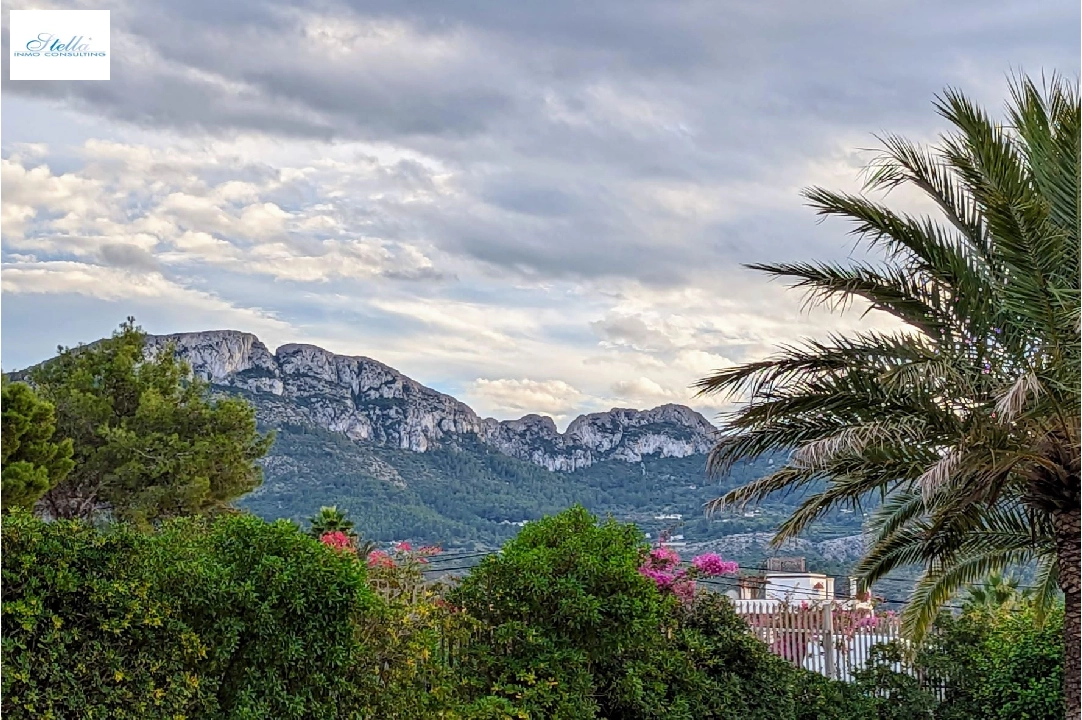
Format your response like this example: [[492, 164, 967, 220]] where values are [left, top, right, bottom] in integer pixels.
[[415, 552, 1042, 601], [695, 577, 969, 610], [423, 551, 493, 563], [729, 562, 1046, 592], [422, 565, 480, 574]]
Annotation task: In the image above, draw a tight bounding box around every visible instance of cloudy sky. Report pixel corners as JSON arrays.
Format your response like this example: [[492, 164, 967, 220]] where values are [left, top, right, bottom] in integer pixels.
[[1, 0, 1078, 426]]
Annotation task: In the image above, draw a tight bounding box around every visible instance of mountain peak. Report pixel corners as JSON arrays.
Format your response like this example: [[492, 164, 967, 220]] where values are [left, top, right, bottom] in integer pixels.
[[148, 330, 717, 470]]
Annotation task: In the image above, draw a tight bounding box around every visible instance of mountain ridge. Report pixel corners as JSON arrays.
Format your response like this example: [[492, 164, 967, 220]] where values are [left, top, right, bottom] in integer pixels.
[[144, 329, 719, 471], [10, 328, 875, 574]]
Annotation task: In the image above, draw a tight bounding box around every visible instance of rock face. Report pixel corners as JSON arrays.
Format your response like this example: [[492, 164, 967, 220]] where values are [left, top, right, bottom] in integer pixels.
[[147, 330, 718, 469], [480, 405, 717, 471]]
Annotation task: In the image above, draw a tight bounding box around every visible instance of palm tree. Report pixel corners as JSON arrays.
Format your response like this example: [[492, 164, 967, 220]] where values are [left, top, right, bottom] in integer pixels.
[[306, 505, 377, 557], [307, 505, 356, 537], [965, 572, 1033, 609], [695, 75, 1079, 715]]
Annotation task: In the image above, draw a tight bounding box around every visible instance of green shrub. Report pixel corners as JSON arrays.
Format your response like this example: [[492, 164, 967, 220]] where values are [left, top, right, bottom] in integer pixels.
[[359, 544, 483, 720], [2, 511, 382, 720], [153, 514, 382, 719], [19, 505, 1060, 720], [792, 669, 876, 720], [2, 510, 210, 719], [919, 602, 1064, 720], [670, 592, 804, 720], [450, 505, 671, 718], [850, 643, 935, 720], [446, 507, 868, 720]]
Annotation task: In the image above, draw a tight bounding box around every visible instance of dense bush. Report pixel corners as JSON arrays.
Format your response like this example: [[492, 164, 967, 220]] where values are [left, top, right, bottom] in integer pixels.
[[3, 504, 1065, 719], [791, 669, 876, 720], [152, 514, 382, 719], [446, 506, 855, 720], [668, 592, 804, 719], [919, 602, 1065, 720], [850, 644, 935, 720], [828, 600, 1066, 720], [450, 505, 671, 718], [2, 510, 211, 718], [360, 543, 482, 720], [2, 511, 382, 720]]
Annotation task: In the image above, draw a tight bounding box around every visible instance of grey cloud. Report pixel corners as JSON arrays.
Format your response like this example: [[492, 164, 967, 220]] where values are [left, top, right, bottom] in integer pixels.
[[198, 164, 287, 190], [98, 243, 161, 271], [591, 314, 656, 349], [382, 265, 452, 282], [480, 178, 581, 218], [426, 208, 694, 285], [2, 0, 1078, 289], [7, 0, 1074, 143]]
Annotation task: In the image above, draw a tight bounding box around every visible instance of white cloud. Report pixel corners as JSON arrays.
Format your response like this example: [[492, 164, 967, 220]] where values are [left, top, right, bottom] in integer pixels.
[[673, 349, 735, 375], [1, 261, 293, 338], [471, 378, 589, 419], [1, 147, 446, 283], [0, 158, 104, 241], [610, 376, 681, 402]]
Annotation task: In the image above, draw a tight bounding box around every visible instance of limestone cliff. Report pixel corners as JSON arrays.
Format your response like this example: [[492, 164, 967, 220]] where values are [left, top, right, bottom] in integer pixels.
[[146, 330, 718, 470]]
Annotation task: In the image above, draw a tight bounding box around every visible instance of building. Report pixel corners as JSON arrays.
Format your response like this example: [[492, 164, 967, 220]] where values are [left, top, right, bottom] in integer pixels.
[[732, 573, 834, 605], [723, 557, 873, 611]]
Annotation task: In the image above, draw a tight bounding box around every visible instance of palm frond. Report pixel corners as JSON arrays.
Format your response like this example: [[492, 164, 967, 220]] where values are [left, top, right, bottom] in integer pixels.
[[994, 369, 1041, 422], [918, 449, 962, 502]]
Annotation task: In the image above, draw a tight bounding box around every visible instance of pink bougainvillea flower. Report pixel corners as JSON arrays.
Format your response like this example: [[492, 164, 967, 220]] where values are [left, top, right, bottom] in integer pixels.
[[638, 544, 708, 603], [394, 541, 413, 553], [691, 554, 738, 576], [854, 615, 878, 630], [672, 580, 697, 601], [639, 567, 673, 588], [418, 545, 442, 556], [320, 531, 355, 553], [648, 546, 681, 567]]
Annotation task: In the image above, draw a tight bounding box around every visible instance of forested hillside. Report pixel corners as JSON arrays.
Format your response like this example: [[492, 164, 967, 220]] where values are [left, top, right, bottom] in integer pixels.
[[242, 423, 869, 563]]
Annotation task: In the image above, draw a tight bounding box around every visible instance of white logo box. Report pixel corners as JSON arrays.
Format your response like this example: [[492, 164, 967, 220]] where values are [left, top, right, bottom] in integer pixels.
[[9, 9, 110, 81]]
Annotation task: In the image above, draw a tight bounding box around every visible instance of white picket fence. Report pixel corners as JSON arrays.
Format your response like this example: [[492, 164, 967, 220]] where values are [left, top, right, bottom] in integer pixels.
[[733, 600, 909, 681]]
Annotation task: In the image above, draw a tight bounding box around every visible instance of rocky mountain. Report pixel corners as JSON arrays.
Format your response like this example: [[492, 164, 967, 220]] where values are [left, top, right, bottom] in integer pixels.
[[12, 328, 875, 567], [146, 330, 718, 471]]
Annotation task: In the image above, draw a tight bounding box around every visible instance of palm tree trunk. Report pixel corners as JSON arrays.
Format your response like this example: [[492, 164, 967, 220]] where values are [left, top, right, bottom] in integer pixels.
[[1054, 506, 1081, 720]]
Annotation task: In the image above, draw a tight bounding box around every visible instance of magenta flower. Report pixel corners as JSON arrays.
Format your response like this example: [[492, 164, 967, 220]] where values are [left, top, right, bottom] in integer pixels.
[[691, 554, 739, 576], [639, 567, 674, 589], [672, 579, 697, 601], [395, 541, 413, 552], [640, 544, 698, 601], [644, 546, 682, 570]]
